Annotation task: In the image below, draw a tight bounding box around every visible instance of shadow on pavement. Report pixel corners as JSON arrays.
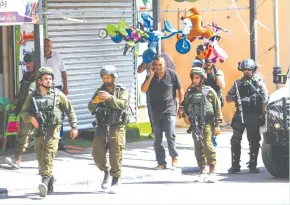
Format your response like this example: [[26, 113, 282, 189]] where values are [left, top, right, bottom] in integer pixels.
[[122, 164, 156, 171], [217, 167, 289, 183], [6, 191, 105, 199], [122, 180, 194, 185]]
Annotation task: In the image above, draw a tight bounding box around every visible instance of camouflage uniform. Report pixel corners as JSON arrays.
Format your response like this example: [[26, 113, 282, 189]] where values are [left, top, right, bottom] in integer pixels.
[[88, 65, 129, 194], [183, 67, 222, 183], [20, 67, 77, 197], [5, 52, 37, 169], [227, 59, 268, 174]]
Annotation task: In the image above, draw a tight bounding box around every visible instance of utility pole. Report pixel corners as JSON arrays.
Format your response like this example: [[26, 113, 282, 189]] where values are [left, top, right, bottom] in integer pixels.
[[34, 0, 44, 70], [152, 0, 161, 55], [273, 0, 280, 90], [249, 0, 257, 62]]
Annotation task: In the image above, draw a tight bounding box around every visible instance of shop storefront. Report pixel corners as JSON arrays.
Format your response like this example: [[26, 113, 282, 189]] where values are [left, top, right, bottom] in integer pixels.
[[1, 0, 141, 132], [44, 0, 138, 131]]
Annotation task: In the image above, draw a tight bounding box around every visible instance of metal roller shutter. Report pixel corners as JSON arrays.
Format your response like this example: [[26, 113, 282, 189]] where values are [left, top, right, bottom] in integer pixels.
[[45, 0, 137, 131]]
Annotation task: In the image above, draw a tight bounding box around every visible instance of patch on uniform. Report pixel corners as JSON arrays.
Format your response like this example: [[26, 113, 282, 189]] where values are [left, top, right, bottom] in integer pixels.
[[63, 145, 86, 154]]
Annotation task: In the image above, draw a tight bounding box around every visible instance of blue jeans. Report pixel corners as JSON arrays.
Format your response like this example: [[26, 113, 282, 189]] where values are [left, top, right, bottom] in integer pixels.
[[152, 114, 178, 165], [146, 93, 154, 133], [60, 124, 64, 138]]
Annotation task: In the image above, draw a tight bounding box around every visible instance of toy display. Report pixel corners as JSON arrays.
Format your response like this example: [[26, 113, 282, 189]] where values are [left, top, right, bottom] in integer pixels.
[[97, 6, 231, 63], [98, 20, 149, 56]]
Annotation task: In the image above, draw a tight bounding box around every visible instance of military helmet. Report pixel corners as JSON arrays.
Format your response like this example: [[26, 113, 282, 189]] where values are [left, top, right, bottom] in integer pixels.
[[100, 65, 119, 78], [37, 67, 54, 79], [23, 52, 36, 63], [190, 67, 207, 79], [238, 59, 257, 71], [192, 59, 204, 68]]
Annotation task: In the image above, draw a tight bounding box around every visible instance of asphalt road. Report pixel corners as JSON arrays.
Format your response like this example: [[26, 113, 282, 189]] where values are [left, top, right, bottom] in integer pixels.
[[1, 131, 289, 204]]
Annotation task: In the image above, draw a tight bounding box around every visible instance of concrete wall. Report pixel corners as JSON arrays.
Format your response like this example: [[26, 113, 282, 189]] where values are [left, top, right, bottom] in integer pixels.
[[159, 0, 289, 126]]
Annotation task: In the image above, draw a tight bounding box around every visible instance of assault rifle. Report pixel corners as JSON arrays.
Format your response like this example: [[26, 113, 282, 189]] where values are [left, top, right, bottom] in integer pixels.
[[234, 81, 244, 124]]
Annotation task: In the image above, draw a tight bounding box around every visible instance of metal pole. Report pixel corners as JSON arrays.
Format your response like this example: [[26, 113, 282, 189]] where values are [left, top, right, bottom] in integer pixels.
[[1, 26, 9, 98], [250, 0, 257, 62], [34, 0, 44, 70], [273, 0, 280, 90], [153, 0, 161, 55]]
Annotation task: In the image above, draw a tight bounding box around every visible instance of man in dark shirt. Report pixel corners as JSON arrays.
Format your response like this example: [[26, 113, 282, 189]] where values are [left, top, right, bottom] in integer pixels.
[[137, 52, 175, 138], [141, 55, 184, 169]]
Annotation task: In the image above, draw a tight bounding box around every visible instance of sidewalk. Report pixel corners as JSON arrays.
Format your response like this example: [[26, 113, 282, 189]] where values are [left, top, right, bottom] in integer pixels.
[[0, 129, 239, 195]]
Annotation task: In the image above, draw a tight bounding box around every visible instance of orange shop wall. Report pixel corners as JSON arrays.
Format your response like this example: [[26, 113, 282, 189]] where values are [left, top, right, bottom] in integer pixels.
[[160, 0, 289, 125]]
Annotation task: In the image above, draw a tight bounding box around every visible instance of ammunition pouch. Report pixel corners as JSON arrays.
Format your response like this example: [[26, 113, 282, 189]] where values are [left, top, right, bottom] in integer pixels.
[[109, 109, 124, 125], [92, 106, 109, 127], [258, 113, 266, 126]]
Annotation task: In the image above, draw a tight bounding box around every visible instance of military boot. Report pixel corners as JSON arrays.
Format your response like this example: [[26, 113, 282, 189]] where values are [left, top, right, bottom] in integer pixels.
[[228, 147, 241, 174], [109, 176, 119, 194], [5, 151, 23, 169], [248, 145, 260, 173], [47, 175, 55, 195], [38, 176, 50, 197], [101, 171, 110, 190]]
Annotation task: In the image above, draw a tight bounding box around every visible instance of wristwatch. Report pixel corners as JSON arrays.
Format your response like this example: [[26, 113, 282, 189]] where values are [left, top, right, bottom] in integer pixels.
[[72, 126, 77, 130]]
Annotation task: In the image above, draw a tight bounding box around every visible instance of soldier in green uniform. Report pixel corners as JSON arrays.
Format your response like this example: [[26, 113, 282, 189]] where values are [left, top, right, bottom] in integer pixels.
[[182, 67, 223, 183], [5, 52, 37, 169], [88, 65, 129, 194], [20, 67, 78, 197]]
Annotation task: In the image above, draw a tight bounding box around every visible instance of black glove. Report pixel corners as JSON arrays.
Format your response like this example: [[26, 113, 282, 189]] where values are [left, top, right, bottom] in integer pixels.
[[259, 113, 266, 126]]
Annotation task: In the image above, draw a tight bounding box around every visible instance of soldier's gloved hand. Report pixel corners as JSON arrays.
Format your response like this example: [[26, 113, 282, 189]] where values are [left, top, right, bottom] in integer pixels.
[[70, 128, 78, 140], [31, 116, 39, 128], [214, 127, 221, 136], [259, 113, 266, 126], [93, 95, 105, 104], [98, 91, 111, 100]]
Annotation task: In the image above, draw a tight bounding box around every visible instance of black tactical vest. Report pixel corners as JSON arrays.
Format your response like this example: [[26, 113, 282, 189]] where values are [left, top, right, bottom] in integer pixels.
[[33, 88, 62, 126], [94, 84, 128, 126], [237, 79, 263, 115]]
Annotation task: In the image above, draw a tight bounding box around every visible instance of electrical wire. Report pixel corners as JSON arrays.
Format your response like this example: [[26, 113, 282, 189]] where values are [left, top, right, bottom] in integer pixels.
[[257, 0, 269, 10]]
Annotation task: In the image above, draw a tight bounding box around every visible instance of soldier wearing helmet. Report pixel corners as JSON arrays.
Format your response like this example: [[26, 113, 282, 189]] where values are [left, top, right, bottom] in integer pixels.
[[20, 67, 78, 197], [5, 52, 37, 170], [226, 59, 268, 174], [182, 67, 223, 183], [88, 65, 129, 194]]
